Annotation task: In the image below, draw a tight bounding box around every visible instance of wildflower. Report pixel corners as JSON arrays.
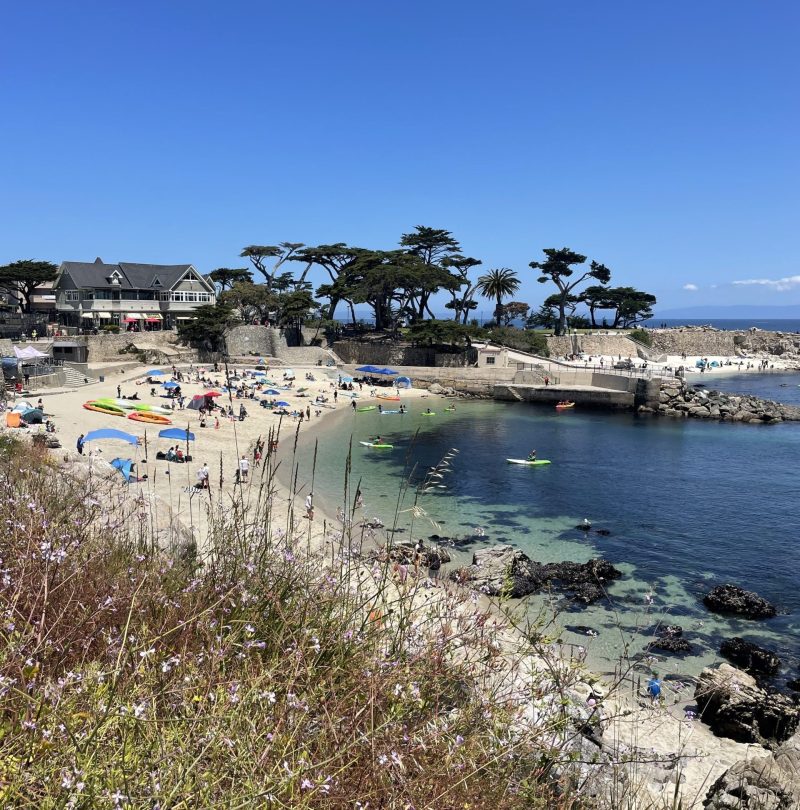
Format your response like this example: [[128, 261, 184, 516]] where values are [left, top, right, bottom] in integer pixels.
[[300, 778, 314, 790]]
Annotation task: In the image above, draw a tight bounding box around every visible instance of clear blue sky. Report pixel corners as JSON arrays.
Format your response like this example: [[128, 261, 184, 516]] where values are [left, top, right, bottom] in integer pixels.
[[2, 1, 798, 315]]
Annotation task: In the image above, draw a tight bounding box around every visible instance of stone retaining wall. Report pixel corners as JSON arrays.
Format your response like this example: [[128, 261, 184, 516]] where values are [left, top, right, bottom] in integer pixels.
[[334, 340, 475, 368], [545, 334, 641, 359], [54, 331, 188, 362]]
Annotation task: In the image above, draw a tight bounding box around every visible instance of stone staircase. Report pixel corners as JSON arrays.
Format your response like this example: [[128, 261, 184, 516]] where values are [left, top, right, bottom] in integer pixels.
[[62, 365, 98, 387]]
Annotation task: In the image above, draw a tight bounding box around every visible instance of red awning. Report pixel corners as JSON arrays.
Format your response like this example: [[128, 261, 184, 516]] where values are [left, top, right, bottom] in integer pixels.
[[123, 317, 138, 323], [145, 318, 161, 323]]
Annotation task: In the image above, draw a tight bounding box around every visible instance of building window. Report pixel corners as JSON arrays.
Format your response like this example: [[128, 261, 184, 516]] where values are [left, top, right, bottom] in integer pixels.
[[485, 356, 495, 365], [63, 290, 80, 302]]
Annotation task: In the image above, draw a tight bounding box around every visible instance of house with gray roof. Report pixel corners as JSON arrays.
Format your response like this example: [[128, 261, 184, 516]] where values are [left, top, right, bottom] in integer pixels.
[[55, 258, 216, 330]]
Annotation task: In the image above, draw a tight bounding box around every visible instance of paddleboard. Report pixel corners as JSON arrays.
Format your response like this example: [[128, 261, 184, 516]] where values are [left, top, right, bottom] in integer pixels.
[[506, 458, 551, 466], [421, 412, 436, 416], [380, 410, 400, 414], [359, 441, 394, 449], [357, 406, 377, 412]]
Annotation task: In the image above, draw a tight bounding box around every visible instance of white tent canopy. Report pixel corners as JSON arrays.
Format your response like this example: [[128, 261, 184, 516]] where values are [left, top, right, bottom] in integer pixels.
[[14, 346, 49, 360]]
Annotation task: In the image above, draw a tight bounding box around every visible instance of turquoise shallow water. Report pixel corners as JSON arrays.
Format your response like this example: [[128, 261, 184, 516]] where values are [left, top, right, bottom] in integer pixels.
[[289, 392, 800, 685]]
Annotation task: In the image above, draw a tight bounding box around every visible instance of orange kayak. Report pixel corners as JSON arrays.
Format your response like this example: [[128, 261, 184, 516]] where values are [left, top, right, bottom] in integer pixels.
[[376, 395, 400, 401], [127, 412, 172, 425], [555, 402, 575, 410]]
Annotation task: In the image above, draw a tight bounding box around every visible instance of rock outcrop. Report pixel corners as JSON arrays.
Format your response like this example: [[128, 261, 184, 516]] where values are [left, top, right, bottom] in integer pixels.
[[720, 637, 782, 679], [648, 624, 692, 654], [704, 584, 777, 619], [450, 544, 621, 603], [373, 539, 451, 571], [703, 754, 800, 809], [657, 378, 800, 423], [694, 663, 799, 746]]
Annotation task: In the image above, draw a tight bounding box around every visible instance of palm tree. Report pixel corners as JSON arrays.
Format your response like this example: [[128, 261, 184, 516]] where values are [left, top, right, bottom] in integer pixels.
[[476, 268, 520, 324]]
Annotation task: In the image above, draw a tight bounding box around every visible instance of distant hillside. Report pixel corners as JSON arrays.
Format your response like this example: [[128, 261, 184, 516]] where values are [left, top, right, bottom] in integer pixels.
[[655, 304, 800, 319]]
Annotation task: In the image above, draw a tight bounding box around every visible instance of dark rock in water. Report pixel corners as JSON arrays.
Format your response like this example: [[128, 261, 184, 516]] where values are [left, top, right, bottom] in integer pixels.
[[703, 755, 800, 810], [649, 625, 692, 654], [704, 584, 777, 619], [565, 625, 599, 637], [720, 637, 782, 679], [594, 528, 611, 536], [694, 663, 800, 746], [449, 545, 621, 603], [787, 678, 800, 692]]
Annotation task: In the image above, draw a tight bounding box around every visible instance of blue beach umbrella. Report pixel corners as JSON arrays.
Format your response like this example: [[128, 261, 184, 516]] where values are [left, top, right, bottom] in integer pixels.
[[84, 428, 141, 446], [162, 381, 180, 389], [265, 388, 281, 395], [275, 400, 290, 407], [145, 369, 167, 376], [377, 367, 398, 376], [355, 365, 382, 374], [158, 428, 196, 442]]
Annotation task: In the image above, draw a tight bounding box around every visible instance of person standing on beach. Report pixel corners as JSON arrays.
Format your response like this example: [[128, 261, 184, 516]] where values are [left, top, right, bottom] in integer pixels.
[[351, 400, 356, 411], [239, 455, 249, 482], [647, 673, 662, 704], [305, 492, 314, 520], [76, 434, 85, 455], [117, 385, 122, 398]]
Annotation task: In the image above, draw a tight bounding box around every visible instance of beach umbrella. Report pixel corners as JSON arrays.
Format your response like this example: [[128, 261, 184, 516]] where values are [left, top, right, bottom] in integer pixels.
[[355, 365, 382, 374], [158, 428, 196, 441], [144, 369, 167, 376], [275, 401, 290, 407], [162, 381, 180, 389], [282, 369, 295, 378], [205, 391, 223, 398], [84, 428, 141, 446], [377, 367, 398, 376], [265, 388, 280, 395]]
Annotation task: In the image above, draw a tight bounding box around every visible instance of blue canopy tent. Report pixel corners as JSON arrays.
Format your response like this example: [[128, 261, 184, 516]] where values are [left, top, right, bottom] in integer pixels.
[[158, 428, 196, 442], [395, 376, 412, 389], [275, 400, 290, 407], [84, 428, 141, 446], [145, 369, 167, 376], [111, 458, 135, 483], [377, 367, 398, 376], [162, 381, 180, 389], [20, 408, 44, 424], [355, 365, 383, 374]]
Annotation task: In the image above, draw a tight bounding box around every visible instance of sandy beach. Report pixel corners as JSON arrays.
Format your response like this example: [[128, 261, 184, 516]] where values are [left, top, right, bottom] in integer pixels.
[[13, 362, 437, 553]]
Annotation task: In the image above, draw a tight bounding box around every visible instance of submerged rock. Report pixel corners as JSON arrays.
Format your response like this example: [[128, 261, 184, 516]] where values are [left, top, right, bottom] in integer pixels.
[[694, 663, 799, 746], [649, 625, 692, 654], [704, 584, 777, 619], [720, 637, 782, 679]]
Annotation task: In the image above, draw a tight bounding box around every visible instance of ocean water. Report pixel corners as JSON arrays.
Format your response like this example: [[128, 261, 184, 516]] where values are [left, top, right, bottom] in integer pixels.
[[292, 396, 800, 687], [644, 318, 800, 332]]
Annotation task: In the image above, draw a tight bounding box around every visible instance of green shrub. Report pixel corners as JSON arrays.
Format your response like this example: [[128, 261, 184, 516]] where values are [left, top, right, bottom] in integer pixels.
[[101, 324, 120, 334], [628, 328, 652, 347], [486, 326, 549, 357]]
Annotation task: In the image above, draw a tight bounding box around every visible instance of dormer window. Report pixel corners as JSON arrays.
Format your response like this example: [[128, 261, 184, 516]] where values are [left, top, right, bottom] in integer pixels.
[[152, 276, 162, 287], [107, 269, 123, 285]]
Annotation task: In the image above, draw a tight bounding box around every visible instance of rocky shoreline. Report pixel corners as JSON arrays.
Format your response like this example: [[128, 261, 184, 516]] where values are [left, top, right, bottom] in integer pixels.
[[651, 377, 800, 423]]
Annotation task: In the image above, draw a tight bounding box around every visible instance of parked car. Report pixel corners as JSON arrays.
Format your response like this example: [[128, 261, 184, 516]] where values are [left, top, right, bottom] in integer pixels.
[[613, 359, 634, 370]]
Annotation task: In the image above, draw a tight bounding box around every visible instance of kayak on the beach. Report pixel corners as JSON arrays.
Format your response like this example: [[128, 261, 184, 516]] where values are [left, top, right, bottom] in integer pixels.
[[357, 406, 377, 412], [83, 402, 125, 416], [506, 458, 552, 466], [376, 394, 400, 401], [127, 412, 173, 425], [98, 399, 174, 416], [359, 441, 394, 449]]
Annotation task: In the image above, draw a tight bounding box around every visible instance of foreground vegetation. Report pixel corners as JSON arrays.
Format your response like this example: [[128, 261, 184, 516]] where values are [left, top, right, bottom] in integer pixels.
[[1, 438, 611, 808]]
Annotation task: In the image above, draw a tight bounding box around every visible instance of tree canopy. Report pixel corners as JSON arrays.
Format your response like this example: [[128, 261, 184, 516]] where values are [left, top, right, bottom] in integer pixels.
[[0, 260, 58, 314], [240, 243, 304, 291], [176, 303, 240, 354], [206, 267, 253, 292], [529, 248, 611, 335], [407, 319, 485, 348]]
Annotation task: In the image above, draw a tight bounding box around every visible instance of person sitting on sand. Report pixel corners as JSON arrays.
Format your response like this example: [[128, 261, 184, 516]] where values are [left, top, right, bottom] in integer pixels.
[[527, 449, 536, 461], [166, 447, 176, 462]]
